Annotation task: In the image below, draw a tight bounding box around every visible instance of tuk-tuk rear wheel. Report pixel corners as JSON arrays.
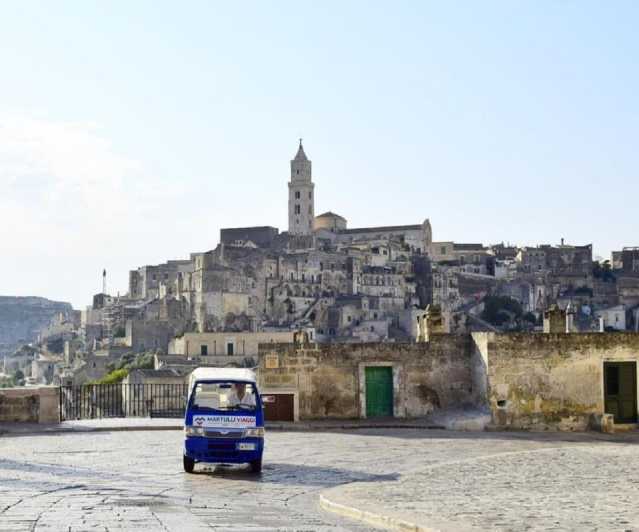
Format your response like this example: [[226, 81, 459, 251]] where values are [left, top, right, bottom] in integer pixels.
[[183, 455, 195, 473], [250, 459, 262, 474]]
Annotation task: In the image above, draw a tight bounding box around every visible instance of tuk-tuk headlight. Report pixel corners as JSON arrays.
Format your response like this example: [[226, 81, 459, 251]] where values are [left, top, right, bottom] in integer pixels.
[[242, 427, 264, 438], [185, 425, 205, 437]]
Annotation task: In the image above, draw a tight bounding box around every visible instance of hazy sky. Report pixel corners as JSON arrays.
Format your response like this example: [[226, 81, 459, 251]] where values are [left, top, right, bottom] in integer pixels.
[[1, 1, 637, 309]]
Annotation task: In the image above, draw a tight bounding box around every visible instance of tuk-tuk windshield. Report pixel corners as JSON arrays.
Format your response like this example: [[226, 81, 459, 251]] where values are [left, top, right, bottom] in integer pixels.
[[190, 381, 258, 412]]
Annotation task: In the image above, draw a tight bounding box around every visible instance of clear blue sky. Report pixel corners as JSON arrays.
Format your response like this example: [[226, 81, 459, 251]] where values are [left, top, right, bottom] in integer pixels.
[[1, 1, 637, 308]]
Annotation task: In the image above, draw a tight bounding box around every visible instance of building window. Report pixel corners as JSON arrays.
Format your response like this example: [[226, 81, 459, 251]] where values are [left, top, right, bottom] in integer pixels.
[[200, 345, 208, 356], [295, 204, 300, 214], [295, 191, 300, 199], [226, 343, 234, 356], [308, 191, 312, 199], [296, 169, 299, 175]]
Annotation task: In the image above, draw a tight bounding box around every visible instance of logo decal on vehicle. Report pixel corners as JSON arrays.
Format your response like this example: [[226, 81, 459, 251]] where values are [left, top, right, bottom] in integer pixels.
[[194, 417, 205, 426]]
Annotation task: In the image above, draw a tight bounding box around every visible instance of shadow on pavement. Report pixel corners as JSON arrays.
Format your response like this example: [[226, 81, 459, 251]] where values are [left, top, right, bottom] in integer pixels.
[[188, 461, 399, 487]]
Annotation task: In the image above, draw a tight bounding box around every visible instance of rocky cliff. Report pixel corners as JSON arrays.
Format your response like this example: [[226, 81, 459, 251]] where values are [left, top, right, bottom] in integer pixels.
[[0, 296, 73, 356]]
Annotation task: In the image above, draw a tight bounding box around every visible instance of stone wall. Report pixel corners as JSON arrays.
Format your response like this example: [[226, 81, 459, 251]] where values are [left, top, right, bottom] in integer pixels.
[[0, 386, 59, 423], [257, 336, 474, 420], [477, 332, 639, 430]]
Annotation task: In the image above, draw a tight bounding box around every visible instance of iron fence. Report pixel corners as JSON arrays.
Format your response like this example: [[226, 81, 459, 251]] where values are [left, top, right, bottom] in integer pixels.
[[59, 384, 189, 421]]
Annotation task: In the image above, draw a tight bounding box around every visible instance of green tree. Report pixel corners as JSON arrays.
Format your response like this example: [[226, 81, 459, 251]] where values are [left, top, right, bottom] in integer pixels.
[[90, 368, 129, 385], [46, 337, 64, 353], [12, 369, 25, 386], [481, 296, 523, 326]]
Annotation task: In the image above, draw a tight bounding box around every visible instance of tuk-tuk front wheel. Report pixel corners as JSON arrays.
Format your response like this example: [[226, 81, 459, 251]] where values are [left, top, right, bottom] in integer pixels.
[[250, 459, 262, 474], [183, 455, 195, 473]]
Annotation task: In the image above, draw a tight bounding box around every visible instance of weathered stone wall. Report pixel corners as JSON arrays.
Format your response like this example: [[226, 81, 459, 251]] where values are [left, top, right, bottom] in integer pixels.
[[258, 336, 474, 420], [0, 386, 59, 423], [478, 332, 639, 430]]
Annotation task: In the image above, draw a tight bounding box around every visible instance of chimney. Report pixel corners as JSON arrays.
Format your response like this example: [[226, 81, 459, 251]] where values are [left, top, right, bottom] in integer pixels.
[[565, 303, 575, 333], [561, 238, 565, 246], [543, 305, 566, 333]]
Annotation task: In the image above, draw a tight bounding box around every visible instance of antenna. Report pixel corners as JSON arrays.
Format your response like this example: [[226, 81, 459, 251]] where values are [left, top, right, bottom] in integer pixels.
[[102, 269, 107, 295]]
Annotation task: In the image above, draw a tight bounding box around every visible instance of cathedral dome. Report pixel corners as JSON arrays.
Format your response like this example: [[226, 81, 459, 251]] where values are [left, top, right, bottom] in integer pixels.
[[314, 211, 347, 233]]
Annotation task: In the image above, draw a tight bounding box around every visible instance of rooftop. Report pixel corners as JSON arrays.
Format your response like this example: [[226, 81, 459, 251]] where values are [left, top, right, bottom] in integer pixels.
[[316, 211, 346, 221], [189, 367, 257, 384], [454, 243, 486, 251], [338, 224, 422, 235]]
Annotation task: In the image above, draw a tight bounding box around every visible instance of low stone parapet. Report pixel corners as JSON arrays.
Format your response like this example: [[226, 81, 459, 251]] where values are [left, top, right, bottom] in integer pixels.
[[0, 386, 59, 423]]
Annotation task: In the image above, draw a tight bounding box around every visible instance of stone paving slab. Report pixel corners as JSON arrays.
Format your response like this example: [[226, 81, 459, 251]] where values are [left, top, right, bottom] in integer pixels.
[[2, 428, 639, 530], [321, 441, 639, 531]]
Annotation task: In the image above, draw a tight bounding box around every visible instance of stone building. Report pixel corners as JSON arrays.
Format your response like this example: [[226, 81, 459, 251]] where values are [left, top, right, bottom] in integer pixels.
[[257, 336, 473, 421], [256, 326, 639, 431], [317, 220, 433, 256], [475, 331, 639, 430], [516, 242, 592, 286], [621, 247, 639, 276], [169, 330, 296, 368], [220, 226, 279, 249], [129, 260, 193, 301]]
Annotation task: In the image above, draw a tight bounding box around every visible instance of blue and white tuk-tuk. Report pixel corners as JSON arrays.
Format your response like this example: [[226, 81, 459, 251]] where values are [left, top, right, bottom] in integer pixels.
[[183, 368, 264, 474]]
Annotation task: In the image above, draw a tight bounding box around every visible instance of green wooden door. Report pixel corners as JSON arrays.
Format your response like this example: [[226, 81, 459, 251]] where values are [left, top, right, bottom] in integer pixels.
[[604, 362, 637, 423], [365, 366, 393, 417]]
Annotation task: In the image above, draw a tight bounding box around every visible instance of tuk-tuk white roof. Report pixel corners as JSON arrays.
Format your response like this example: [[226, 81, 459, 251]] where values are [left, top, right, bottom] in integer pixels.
[[189, 367, 256, 384]]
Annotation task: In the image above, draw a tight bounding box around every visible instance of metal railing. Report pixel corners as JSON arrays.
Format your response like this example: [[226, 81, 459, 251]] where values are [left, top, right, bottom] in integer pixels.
[[59, 384, 189, 421]]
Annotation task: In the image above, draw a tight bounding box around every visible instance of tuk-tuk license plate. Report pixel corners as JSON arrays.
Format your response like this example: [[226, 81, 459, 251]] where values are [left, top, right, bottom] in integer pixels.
[[238, 443, 256, 451]]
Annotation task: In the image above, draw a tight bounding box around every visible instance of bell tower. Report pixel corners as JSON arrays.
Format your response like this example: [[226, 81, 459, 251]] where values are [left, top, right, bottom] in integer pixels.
[[288, 139, 315, 235]]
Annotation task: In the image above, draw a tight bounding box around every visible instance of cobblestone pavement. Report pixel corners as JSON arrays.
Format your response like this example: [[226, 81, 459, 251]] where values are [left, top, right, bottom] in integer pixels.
[[1, 429, 638, 531]]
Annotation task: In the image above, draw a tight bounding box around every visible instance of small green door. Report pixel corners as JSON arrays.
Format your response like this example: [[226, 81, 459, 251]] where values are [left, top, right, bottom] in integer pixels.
[[365, 366, 393, 417], [604, 362, 637, 423]]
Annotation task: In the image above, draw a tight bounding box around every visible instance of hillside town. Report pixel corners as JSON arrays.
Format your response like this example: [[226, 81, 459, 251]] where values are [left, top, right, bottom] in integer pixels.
[[2, 141, 639, 393]]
